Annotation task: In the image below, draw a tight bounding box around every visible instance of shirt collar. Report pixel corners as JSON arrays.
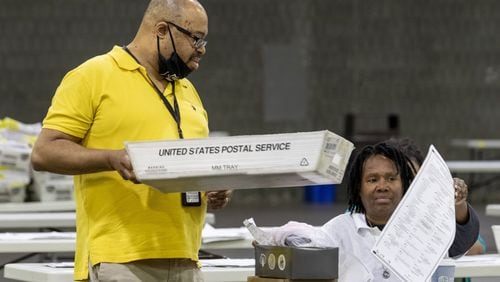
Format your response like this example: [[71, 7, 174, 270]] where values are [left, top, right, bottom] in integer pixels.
[[109, 45, 143, 71], [107, 45, 190, 91], [352, 213, 381, 235]]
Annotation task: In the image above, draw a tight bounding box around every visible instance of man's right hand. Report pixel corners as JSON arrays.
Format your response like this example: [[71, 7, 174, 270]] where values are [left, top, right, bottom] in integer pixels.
[[32, 128, 139, 184], [109, 149, 139, 183]]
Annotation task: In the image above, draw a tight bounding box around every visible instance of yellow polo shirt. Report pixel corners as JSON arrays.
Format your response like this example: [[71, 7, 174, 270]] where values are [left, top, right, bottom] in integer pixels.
[[43, 46, 209, 280]]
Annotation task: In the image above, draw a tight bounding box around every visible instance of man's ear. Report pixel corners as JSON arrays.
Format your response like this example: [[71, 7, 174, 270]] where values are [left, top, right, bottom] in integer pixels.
[[155, 22, 168, 39]]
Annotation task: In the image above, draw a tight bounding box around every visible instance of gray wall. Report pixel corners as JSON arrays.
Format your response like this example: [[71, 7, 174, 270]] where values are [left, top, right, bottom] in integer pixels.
[[2, 0, 500, 203]]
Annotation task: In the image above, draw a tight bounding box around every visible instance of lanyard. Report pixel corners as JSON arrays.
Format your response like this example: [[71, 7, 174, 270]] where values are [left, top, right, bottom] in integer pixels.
[[150, 81, 184, 139], [123, 46, 200, 206], [122, 46, 184, 139]]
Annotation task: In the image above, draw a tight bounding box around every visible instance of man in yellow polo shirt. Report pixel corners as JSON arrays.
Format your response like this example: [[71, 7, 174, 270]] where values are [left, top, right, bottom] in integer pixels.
[[31, 0, 231, 281]]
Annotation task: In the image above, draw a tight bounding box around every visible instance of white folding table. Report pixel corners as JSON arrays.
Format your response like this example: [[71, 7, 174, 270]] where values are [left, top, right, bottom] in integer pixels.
[[446, 161, 500, 173], [0, 226, 256, 253], [450, 254, 500, 278], [450, 139, 500, 162], [0, 210, 215, 229], [0, 212, 76, 229], [486, 204, 500, 217], [0, 237, 253, 253], [451, 139, 500, 150], [4, 261, 255, 282], [5, 254, 500, 281], [0, 201, 75, 213]]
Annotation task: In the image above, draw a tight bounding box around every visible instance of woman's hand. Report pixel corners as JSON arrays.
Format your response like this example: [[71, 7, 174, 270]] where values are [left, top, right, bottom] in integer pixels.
[[453, 177, 468, 206]]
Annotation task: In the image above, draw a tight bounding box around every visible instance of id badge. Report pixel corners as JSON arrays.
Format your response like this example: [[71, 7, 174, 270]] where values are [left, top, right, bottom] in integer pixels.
[[181, 192, 201, 206]]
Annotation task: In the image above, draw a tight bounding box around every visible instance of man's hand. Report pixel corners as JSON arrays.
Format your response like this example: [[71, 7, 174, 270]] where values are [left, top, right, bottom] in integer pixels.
[[109, 149, 139, 184], [207, 190, 232, 210]]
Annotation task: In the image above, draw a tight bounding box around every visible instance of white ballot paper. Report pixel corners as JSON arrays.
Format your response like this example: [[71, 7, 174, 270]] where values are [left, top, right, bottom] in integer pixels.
[[372, 145, 455, 281]]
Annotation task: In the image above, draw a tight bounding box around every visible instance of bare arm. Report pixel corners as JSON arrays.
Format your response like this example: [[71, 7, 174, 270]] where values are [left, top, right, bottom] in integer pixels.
[[466, 238, 486, 255], [31, 128, 137, 182]]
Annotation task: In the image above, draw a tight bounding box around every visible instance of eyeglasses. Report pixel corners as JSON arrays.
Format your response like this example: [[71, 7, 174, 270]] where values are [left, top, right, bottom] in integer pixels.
[[167, 21, 207, 49]]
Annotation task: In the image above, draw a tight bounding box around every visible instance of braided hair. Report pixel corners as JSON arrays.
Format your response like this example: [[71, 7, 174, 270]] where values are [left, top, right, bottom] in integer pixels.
[[347, 141, 416, 214], [385, 137, 424, 168]]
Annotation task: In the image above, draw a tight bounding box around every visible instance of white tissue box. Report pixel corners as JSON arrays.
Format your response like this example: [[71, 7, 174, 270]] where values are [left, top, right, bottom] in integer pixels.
[[126, 130, 354, 193]]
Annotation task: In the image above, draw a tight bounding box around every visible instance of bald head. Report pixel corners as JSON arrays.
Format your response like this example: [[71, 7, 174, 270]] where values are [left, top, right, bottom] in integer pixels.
[[143, 0, 206, 27], [128, 0, 208, 82]]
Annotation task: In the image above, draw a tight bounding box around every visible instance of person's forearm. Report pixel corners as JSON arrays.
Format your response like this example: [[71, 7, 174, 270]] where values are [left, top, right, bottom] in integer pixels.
[[31, 138, 114, 175], [449, 203, 480, 257]]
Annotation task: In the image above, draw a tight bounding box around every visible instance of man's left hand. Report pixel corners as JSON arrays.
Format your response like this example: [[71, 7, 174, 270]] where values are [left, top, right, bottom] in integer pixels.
[[207, 190, 232, 210]]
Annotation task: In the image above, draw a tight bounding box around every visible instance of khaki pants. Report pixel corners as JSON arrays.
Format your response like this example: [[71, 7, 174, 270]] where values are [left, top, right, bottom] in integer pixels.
[[87, 259, 203, 282]]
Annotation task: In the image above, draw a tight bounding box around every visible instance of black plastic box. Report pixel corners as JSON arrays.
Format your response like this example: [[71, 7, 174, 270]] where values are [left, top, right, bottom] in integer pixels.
[[254, 245, 339, 280]]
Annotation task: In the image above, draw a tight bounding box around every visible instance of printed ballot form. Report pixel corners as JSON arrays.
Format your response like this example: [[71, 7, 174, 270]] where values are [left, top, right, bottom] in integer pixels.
[[372, 145, 456, 281]]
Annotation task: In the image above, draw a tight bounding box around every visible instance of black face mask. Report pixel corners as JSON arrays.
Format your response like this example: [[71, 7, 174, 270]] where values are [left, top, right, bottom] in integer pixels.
[[157, 26, 192, 81]]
